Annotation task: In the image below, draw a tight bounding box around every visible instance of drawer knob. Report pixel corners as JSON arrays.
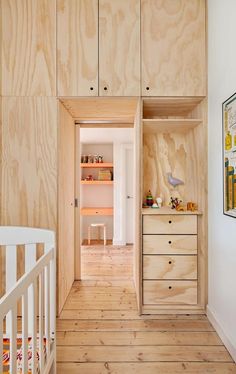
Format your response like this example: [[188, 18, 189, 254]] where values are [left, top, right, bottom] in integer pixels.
[[169, 286, 172, 290], [146, 86, 150, 91], [169, 261, 172, 264], [168, 240, 172, 244], [104, 86, 108, 91], [169, 220, 172, 224]]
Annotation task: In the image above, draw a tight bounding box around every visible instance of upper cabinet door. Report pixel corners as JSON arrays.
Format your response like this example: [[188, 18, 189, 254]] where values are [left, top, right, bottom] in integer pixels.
[[99, 0, 140, 96], [2, 0, 56, 96], [57, 0, 98, 96], [141, 0, 206, 96]]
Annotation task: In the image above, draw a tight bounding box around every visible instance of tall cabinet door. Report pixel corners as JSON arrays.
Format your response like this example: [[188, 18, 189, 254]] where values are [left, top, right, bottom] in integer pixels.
[[57, 0, 98, 96], [99, 0, 140, 96], [141, 0, 206, 96]]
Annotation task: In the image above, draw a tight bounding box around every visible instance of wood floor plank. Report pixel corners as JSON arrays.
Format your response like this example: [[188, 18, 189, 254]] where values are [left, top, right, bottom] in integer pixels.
[[56, 250, 236, 373], [58, 309, 208, 320], [57, 362, 236, 374], [57, 331, 222, 346], [57, 345, 232, 363], [56, 319, 214, 332]]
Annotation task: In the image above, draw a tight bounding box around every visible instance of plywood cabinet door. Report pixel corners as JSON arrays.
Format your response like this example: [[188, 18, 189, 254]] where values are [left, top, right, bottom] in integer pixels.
[[57, 0, 98, 96], [141, 0, 206, 96], [99, 0, 140, 96], [2, 0, 56, 96]]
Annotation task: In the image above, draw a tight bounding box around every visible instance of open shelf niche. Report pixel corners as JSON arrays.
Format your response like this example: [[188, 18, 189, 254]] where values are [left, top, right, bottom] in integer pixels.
[[80, 143, 114, 244], [142, 97, 207, 208]]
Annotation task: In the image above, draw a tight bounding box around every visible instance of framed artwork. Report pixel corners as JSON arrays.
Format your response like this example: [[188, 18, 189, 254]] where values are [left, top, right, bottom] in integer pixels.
[[223, 92, 236, 218]]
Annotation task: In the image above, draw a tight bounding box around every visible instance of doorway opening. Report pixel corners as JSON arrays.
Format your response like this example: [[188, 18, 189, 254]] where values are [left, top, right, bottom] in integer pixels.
[[78, 127, 135, 280], [58, 97, 141, 315]]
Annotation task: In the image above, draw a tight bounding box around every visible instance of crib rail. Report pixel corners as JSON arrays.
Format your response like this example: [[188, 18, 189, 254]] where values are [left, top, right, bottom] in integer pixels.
[[0, 227, 56, 374]]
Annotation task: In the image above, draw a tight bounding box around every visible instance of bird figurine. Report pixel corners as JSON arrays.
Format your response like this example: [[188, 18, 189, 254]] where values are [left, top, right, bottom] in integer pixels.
[[167, 172, 184, 187]]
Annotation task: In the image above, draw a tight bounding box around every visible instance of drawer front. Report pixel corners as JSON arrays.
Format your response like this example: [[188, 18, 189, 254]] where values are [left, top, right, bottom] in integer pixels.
[[143, 235, 197, 255], [143, 280, 197, 305], [143, 255, 197, 280], [143, 215, 197, 234]]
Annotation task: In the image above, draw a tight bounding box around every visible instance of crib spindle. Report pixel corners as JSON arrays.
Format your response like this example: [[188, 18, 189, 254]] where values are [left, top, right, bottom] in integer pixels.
[[45, 264, 50, 357], [31, 280, 37, 374], [6, 245, 17, 336], [25, 244, 36, 337], [10, 305, 17, 374], [22, 291, 28, 374], [39, 271, 45, 371]]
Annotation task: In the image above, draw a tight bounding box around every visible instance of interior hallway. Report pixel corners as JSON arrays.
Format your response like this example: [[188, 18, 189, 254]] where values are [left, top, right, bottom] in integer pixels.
[[56, 246, 236, 373]]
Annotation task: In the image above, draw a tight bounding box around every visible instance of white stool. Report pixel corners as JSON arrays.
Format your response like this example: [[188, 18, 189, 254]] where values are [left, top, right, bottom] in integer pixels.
[[88, 223, 107, 245]]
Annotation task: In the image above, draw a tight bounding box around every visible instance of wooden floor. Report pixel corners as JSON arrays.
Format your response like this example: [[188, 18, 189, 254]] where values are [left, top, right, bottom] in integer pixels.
[[57, 245, 236, 373], [81, 244, 133, 280]]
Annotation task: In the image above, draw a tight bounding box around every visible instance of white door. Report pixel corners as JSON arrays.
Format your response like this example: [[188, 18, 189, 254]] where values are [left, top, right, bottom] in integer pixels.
[[125, 147, 134, 244]]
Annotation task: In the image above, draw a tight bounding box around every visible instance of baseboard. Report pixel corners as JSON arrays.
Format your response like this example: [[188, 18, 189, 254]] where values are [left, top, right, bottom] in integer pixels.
[[207, 305, 236, 362], [112, 239, 126, 246]]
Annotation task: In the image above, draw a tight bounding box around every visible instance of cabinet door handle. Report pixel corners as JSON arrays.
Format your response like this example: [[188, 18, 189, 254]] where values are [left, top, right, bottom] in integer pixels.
[[146, 86, 150, 91], [104, 87, 108, 91], [169, 220, 172, 224], [169, 286, 172, 290], [168, 240, 172, 244], [169, 261, 172, 264], [90, 87, 94, 91]]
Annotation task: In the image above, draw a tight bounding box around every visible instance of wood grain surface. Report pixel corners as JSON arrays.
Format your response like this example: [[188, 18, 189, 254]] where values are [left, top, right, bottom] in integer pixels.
[[141, 0, 206, 96], [58, 101, 75, 313], [143, 280, 198, 305], [143, 255, 197, 280], [1, 97, 57, 228], [57, 0, 98, 96], [2, 0, 56, 96], [143, 215, 197, 235], [143, 235, 197, 255], [57, 280, 235, 373], [99, 0, 140, 96]]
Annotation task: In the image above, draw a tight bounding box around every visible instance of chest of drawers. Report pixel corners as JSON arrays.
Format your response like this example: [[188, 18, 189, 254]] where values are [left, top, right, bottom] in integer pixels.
[[142, 211, 200, 312]]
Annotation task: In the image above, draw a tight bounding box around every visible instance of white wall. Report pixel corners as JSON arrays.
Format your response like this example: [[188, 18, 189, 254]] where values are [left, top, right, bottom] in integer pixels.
[[208, 0, 236, 361]]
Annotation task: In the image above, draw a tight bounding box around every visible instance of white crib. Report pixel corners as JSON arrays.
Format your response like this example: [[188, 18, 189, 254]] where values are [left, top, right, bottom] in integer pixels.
[[0, 227, 56, 373]]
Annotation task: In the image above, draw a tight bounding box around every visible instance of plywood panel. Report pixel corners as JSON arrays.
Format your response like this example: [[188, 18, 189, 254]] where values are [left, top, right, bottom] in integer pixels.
[[134, 99, 142, 313], [1, 97, 57, 228], [143, 280, 198, 305], [2, 0, 56, 96], [141, 0, 206, 96], [143, 235, 197, 255], [143, 255, 197, 280], [143, 130, 199, 205], [58, 102, 75, 313], [143, 215, 197, 235], [99, 0, 140, 96], [60, 97, 138, 121], [57, 0, 98, 96]]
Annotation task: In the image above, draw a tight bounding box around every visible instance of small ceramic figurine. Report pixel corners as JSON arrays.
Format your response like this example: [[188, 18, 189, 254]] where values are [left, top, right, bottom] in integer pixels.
[[170, 197, 182, 209], [156, 197, 163, 208], [167, 172, 184, 187], [152, 203, 158, 208], [146, 190, 153, 207]]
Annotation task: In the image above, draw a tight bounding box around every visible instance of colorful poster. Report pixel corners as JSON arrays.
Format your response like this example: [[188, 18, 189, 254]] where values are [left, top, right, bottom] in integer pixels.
[[223, 92, 236, 218]]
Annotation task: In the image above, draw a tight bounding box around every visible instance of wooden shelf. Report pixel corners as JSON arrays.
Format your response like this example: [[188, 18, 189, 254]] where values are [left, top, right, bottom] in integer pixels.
[[142, 207, 202, 215], [81, 180, 113, 185], [80, 163, 113, 168], [143, 119, 202, 132], [81, 207, 113, 216]]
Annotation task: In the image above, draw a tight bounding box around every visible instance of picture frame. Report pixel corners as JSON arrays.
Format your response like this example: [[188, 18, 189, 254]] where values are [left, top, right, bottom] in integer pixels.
[[223, 92, 236, 218]]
